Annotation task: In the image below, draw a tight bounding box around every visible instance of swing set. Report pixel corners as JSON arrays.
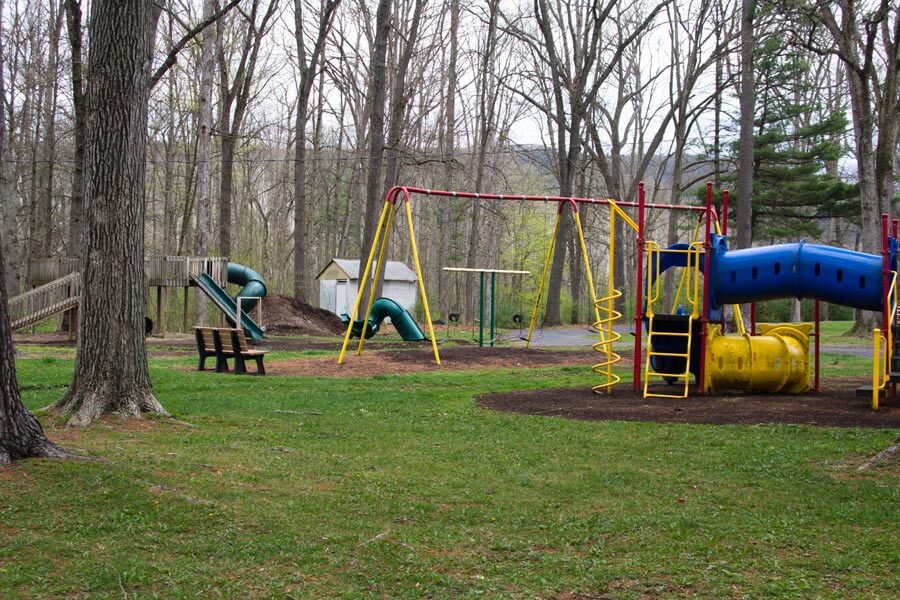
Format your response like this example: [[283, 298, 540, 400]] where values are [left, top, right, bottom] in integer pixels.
[[337, 184, 712, 396]]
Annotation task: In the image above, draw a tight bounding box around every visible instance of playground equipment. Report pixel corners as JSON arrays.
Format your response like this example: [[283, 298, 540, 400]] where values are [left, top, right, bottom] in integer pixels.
[[704, 323, 811, 394], [13, 256, 268, 342], [191, 262, 267, 341], [337, 186, 663, 366], [635, 183, 898, 407], [340, 297, 426, 341], [442, 267, 531, 347], [338, 183, 898, 409]]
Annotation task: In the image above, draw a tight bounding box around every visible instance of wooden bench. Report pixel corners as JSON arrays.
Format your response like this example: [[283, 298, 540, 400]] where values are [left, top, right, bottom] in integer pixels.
[[194, 326, 268, 375], [194, 327, 222, 371]]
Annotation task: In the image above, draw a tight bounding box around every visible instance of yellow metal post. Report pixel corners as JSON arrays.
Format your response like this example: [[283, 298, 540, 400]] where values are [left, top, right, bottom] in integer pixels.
[[573, 209, 600, 324], [873, 328, 881, 411], [592, 209, 623, 394], [404, 198, 441, 364], [338, 199, 393, 364], [525, 209, 562, 348], [356, 199, 398, 354]]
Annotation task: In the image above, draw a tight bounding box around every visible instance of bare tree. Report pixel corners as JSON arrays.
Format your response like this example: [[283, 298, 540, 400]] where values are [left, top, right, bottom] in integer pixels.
[[292, 0, 342, 301], [63, 0, 86, 262], [215, 0, 279, 258], [736, 0, 756, 254], [0, 2, 19, 296], [356, 0, 392, 312], [195, 0, 218, 329], [512, 0, 668, 325]]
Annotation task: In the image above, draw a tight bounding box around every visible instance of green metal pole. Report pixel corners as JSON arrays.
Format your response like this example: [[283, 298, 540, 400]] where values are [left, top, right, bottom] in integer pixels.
[[490, 272, 496, 347], [479, 271, 485, 347]]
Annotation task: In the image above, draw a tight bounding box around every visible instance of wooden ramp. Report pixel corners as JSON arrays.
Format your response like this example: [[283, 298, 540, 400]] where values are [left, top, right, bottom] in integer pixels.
[[9, 272, 81, 331]]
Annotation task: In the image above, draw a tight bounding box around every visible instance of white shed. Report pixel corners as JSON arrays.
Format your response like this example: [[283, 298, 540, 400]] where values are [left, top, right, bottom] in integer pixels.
[[317, 258, 418, 318]]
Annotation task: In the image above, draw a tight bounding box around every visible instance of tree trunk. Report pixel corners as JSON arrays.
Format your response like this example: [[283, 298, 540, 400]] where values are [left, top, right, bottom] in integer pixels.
[[381, 0, 427, 195], [64, 0, 86, 262], [437, 0, 459, 321], [0, 49, 19, 296], [218, 134, 235, 258], [293, 0, 342, 302], [736, 0, 754, 252], [0, 0, 65, 464], [357, 0, 391, 315], [465, 0, 499, 323], [35, 3, 64, 260], [55, 0, 167, 427], [0, 245, 65, 464], [194, 0, 216, 326]]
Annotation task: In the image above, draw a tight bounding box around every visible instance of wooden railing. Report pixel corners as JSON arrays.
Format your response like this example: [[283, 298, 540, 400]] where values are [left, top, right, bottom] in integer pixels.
[[146, 256, 227, 287], [27, 258, 80, 287], [28, 256, 228, 288], [10, 272, 81, 331]]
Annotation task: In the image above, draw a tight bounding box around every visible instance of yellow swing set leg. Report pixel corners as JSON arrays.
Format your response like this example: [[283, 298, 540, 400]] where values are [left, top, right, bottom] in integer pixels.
[[404, 198, 440, 365], [356, 200, 399, 355], [338, 199, 393, 365], [525, 210, 562, 348]]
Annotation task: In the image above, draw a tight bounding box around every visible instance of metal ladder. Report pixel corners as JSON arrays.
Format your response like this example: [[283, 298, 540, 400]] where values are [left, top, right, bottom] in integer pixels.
[[641, 241, 702, 399], [643, 313, 695, 399]]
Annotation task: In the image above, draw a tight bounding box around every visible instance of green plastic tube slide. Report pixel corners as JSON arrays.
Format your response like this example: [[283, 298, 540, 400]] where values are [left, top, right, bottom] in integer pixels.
[[340, 297, 426, 341]]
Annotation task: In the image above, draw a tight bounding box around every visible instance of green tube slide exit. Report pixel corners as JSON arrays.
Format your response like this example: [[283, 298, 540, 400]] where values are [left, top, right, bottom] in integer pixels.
[[340, 297, 426, 341]]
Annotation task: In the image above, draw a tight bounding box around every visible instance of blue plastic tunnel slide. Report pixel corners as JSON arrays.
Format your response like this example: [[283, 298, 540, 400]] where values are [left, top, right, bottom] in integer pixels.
[[191, 262, 267, 341], [341, 297, 426, 341], [707, 233, 899, 311], [645, 235, 898, 385]]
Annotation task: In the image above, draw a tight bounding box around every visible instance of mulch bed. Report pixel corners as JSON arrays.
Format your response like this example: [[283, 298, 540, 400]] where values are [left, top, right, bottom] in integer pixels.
[[268, 345, 595, 377], [479, 382, 900, 428]]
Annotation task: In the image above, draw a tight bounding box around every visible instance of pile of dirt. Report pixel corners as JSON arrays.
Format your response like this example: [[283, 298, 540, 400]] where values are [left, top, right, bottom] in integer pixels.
[[261, 294, 345, 336]]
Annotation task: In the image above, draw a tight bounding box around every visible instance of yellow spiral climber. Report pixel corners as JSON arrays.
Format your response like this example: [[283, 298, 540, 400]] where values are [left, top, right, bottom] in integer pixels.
[[592, 286, 622, 393]]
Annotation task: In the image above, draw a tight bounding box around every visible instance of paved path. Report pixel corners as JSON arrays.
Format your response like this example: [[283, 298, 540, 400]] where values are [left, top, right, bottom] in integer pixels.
[[504, 326, 871, 356]]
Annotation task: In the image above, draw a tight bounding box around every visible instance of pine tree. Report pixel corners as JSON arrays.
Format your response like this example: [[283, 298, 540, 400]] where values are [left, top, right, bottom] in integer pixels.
[[727, 35, 857, 240]]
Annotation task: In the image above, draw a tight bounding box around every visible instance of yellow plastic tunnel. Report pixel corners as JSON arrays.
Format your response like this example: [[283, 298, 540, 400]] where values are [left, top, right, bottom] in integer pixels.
[[704, 323, 811, 394]]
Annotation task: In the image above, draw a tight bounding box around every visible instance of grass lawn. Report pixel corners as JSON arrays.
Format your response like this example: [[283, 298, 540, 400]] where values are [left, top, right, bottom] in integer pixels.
[[1, 349, 898, 598]]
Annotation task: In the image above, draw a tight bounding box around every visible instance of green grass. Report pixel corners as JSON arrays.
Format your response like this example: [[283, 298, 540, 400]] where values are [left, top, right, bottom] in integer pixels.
[[1, 351, 898, 599], [817, 320, 872, 346]]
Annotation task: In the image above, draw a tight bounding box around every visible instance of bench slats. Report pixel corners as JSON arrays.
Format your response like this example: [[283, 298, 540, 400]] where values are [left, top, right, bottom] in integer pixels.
[[194, 326, 267, 375]]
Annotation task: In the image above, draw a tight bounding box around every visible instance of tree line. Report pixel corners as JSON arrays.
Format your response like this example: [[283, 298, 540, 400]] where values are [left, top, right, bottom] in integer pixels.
[[0, 0, 898, 444]]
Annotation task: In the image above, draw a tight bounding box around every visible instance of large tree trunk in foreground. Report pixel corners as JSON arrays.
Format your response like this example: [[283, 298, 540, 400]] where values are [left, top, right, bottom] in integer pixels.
[[0, 247, 65, 465], [0, 0, 66, 462], [55, 0, 167, 427]]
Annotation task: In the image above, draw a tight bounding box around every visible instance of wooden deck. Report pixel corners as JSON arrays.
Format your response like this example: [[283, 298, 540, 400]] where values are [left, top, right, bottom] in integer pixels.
[[28, 256, 228, 288]]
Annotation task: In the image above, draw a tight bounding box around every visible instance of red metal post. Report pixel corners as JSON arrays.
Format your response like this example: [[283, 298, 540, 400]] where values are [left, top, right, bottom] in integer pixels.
[[721, 190, 729, 237], [750, 303, 756, 336], [814, 300, 820, 392], [698, 182, 713, 395], [883, 213, 890, 337], [633, 183, 646, 393], [893, 218, 898, 240]]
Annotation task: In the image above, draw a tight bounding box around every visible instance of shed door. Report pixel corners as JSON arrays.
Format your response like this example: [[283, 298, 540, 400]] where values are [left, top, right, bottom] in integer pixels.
[[335, 280, 348, 315]]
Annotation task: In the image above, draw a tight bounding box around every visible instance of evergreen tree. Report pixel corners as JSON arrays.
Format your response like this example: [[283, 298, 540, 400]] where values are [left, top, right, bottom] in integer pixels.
[[725, 35, 857, 240]]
